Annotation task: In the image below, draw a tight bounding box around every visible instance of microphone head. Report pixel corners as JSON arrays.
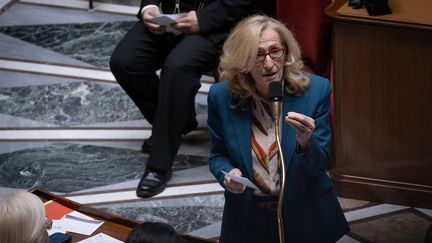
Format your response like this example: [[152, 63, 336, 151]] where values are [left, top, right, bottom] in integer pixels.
[[268, 81, 283, 102]]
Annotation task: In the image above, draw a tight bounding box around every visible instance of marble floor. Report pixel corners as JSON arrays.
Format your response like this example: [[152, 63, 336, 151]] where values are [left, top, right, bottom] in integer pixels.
[[0, 1, 431, 242]]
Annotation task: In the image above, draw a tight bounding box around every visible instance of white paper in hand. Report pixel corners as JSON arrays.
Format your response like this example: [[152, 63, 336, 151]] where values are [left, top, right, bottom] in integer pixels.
[[222, 171, 259, 190], [152, 13, 186, 35]]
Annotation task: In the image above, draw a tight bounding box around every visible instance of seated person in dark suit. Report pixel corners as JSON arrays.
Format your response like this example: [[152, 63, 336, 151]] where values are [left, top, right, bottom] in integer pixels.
[[110, 0, 257, 198]]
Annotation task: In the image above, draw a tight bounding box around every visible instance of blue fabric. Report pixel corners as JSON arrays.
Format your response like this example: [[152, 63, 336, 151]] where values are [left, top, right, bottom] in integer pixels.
[[49, 232, 71, 243], [207, 74, 350, 243]]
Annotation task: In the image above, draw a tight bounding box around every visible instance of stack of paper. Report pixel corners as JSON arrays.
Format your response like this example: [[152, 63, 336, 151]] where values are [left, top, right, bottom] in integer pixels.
[[77, 233, 123, 243], [44, 200, 104, 236]]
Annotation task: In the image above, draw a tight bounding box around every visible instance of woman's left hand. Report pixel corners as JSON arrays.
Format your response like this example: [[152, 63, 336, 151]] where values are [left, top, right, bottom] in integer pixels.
[[285, 112, 315, 149], [223, 168, 246, 194]]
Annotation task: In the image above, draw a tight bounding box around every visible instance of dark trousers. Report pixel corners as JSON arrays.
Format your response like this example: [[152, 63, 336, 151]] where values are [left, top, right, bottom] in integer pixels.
[[245, 196, 280, 243], [110, 21, 219, 170]]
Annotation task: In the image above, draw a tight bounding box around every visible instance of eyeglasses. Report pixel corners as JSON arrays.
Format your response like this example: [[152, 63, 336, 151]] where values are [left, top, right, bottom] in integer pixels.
[[255, 48, 285, 64]]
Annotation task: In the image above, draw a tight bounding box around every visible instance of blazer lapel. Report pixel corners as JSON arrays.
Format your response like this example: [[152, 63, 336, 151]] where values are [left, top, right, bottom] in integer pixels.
[[229, 106, 253, 179], [281, 95, 298, 170]]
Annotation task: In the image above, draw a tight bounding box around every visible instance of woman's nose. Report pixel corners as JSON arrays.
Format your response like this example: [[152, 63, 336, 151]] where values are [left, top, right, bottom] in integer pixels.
[[263, 55, 274, 68]]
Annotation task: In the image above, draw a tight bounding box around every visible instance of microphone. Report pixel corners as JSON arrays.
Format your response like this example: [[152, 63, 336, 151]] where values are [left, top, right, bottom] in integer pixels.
[[268, 81, 286, 243], [268, 81, 283, 122]]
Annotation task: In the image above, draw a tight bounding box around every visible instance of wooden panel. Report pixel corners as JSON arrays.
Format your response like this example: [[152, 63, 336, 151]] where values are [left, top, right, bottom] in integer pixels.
[[327, 0, 432, 208]]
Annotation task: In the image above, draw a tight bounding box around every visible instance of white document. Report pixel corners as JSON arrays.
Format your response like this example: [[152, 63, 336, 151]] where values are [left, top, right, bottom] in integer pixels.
[[77, 233, 123, 243], [152, 13, 186, 35], [222, 170, 259, 190], [47, 220, 67, 235], [51, 211, 104, 236]]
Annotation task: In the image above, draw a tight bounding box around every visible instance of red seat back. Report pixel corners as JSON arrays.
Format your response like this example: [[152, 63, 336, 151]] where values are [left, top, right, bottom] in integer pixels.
[[276, 0, 332, 76]]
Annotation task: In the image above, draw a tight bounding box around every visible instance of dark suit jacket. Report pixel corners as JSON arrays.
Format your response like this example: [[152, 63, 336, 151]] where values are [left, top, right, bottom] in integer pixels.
[[207, 74, 350, 243], [137, 0, 256, 45]]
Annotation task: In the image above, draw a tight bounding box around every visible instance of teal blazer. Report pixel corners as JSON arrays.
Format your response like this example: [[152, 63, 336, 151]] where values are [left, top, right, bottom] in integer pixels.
[[207, 74, 349, 243]]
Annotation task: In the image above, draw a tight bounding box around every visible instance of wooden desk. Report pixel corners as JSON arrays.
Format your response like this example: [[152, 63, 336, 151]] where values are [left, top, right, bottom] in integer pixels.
[[31, 188, 213, 243], [326, 0, 432, 208], [337, 0, 432, 26]]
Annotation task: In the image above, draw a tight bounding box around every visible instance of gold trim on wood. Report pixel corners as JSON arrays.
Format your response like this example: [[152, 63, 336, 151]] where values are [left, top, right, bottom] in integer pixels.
[[331, 172, 432, 191]]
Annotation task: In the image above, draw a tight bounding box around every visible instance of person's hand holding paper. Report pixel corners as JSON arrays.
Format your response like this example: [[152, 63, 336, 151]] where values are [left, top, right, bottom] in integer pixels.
[[151, 13, 187, 35], [173, 11, 200, 34], [222, 169, 259, 194], [142, 6, 164, 35]]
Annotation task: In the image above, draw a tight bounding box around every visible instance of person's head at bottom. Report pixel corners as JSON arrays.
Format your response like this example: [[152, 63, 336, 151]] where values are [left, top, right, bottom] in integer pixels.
[[126, 221, 184, 243], [0, 190, 50, 243]]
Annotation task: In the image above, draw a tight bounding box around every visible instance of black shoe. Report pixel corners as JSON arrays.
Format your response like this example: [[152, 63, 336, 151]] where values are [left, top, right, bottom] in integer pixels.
[[136, 167, 172, 198], [141, 136, 152, 153]]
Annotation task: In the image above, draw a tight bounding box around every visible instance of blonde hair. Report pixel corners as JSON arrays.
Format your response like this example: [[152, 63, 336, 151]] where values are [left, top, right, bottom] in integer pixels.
[[0, 191, 48, 243], [219, 15, 309, 106]]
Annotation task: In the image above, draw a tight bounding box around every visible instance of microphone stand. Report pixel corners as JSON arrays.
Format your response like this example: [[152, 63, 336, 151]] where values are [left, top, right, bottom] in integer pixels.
[[271, 101, 286, 243], [269, 82, 286, 243]]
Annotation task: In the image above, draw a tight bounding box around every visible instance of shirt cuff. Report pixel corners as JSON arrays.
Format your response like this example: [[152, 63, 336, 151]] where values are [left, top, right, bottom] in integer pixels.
[[141, 5, 159, 17]]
